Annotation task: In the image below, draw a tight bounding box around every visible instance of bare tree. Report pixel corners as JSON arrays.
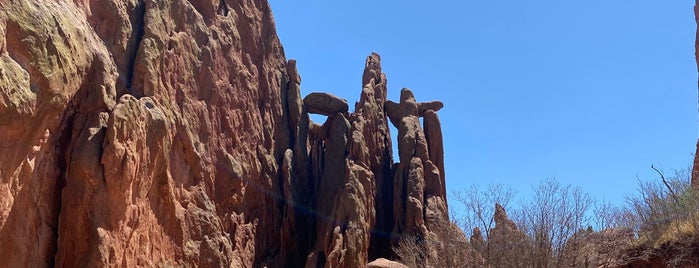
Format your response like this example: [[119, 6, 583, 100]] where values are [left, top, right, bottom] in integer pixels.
[[393, 222, 483, 268], [445, 166, 699, 268], [592, 199, 625, 231], [516, 178, 592, 268], [453, 183, 516, 239], [625, 168, 699, 242], [453, 183, 515, 262]]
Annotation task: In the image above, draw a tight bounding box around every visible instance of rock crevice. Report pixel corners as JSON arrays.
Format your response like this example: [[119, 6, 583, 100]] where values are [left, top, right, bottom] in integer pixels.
[[0, 1, 452, 267], [123, 0, 146, 94]]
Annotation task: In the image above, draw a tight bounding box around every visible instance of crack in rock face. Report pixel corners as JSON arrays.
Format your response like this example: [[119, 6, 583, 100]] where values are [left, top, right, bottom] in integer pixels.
[[0, 1, 453, 267]]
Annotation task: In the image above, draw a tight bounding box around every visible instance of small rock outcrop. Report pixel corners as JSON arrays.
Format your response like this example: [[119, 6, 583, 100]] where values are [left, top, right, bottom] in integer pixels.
[[488, 203, 529, 268], [0, 1, 454, 267], [470, 227, 486, 254], [561, 227, 636, 267], [367, 258, 409, 268]]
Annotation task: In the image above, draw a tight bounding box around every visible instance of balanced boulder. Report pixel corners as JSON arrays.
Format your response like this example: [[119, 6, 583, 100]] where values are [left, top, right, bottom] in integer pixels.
[[303, 92, 349, 116]]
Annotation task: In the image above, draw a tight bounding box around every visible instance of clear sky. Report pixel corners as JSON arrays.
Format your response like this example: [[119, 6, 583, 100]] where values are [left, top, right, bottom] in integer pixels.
[[268, 0, 698, 207]]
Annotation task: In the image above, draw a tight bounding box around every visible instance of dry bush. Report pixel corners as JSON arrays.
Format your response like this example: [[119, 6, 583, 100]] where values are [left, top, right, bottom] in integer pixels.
[[515, 178, 593, 268], [625, 169, 699, 242], [393, 222, 483, 268], [394, 234, 426, 268], [593, 199, 631, 231], [449, 168, 699, 267], [560, 227, 636, 267], [453, 179, 593, 267], [619, 168, 699, 266]]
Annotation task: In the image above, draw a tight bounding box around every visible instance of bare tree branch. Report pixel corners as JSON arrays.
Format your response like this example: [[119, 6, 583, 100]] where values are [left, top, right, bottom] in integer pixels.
[[651, 165, 679, 204]]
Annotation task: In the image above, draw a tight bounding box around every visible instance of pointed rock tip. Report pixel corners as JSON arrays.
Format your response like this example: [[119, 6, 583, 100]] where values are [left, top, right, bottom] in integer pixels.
[[286, 59, 301, 84], [494, 203, 508, 224]]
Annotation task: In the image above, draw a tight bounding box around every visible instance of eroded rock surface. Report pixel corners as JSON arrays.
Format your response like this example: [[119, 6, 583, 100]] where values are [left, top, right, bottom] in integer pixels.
[[488, 203, 529, 268], [367, 258, 409, 268], [0, 1, 453, 267], [384, 88, 449, 246], [303, 92, 349, 116], [1, 0, 287, 266]]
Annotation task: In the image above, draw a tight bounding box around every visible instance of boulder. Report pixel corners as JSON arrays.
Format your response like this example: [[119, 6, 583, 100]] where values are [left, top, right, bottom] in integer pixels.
[[367, 258, 409, 268], [303, 92, 349, 116], [418, 100, 444, 116]]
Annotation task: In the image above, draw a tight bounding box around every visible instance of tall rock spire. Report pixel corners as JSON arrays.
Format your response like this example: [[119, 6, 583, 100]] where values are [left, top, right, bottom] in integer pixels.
[[0, 0, 454, 265]]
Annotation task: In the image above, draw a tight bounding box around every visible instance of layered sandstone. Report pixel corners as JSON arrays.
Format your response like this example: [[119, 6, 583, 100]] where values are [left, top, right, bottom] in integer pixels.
[[0, 1, 453, 267]]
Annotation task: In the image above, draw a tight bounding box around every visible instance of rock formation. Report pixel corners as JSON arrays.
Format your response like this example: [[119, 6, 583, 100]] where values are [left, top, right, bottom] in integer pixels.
[[366, 258, 409, 268], [0, 1, 454, 267], [384, 88, 448, 240], [488, 203, 529, 268], [560, 227, 636, 267], [470, 227, 486, 255], [302, 92, 349, 116]]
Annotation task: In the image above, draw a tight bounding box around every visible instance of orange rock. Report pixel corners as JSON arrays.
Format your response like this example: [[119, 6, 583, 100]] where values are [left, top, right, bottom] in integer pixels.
[[0, 1, 451, 266]]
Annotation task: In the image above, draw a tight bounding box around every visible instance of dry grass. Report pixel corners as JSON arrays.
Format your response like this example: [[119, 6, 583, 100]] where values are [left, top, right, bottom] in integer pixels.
[[393, 222, 484, 268], [616, 169, 699, 267], [654, 211, 699, 248], [445, 169, 699, 267]]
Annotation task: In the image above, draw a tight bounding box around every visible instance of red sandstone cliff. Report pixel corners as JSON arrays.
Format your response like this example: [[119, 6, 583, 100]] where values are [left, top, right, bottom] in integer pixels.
[[0, 0, 451, 267]]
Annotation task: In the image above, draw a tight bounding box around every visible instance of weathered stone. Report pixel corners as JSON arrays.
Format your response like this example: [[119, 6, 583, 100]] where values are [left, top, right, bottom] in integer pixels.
[[1, 0, 288, 266], [489, 203, 529, 267], [318, 113, 350, 209], [423, 160, 442, 198], [386, 88, 443, 124], [304, 92, 349, 116], [0, 1, 451, 264], [287, 59, 302, 84], [470, 227, 486, 254], [367, 258, 409, 268], [406, 157, 426, 233], [396, 116, 421, 164], [310, 120, 331, 140], [362, 53, 382, 88], [349, 116, 370, 166], [383, 87, 451, 261], [424, 109, 446, 199], [425, 194, 449, 226], [287, 59, 303, 138], [280, 149, 299, 265], [385, 89, 418, 128], [392, 164, 407, 236], [418, 101, 444, 116]]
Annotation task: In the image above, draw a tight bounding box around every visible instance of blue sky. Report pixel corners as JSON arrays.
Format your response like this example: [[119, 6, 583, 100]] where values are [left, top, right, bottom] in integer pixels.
[[268, 0, 698, 207]]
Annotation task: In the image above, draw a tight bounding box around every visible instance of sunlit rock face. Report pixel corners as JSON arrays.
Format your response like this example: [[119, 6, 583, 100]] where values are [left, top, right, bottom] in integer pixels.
[[0, 1, 450, 267]]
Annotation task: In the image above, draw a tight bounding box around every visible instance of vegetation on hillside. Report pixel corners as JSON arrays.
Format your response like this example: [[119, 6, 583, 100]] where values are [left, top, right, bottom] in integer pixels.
[[394, 167, 699, 267]]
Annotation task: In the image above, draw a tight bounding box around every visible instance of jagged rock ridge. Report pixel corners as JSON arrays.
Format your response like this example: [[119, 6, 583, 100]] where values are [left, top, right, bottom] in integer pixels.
[[0, 0, 452, 267]]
